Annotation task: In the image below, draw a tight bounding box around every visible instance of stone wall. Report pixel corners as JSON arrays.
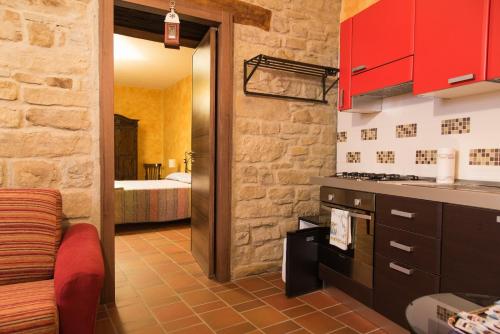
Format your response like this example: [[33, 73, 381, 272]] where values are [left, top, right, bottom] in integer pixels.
[[231, 0, 341, 277], [0, 0, 100, 228], [340, 0, 379, 21]]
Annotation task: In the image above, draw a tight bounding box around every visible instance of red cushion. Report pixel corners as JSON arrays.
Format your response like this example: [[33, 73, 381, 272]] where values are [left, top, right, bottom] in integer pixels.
[[54, 224, 104, 334]]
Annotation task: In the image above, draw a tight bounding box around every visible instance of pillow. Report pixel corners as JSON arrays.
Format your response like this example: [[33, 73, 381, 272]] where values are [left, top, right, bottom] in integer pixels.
[[166, 172, 191, 184]]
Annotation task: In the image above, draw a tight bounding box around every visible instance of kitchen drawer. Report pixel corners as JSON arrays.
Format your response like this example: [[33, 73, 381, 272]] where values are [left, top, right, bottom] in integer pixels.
[[376, 224, 441, 274], [376, 194, 442, 238], [374, 254, 439, 327]]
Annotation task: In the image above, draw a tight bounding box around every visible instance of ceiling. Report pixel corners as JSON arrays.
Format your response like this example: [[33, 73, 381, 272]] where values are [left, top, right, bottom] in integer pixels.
[[114, 34, 194, 90]]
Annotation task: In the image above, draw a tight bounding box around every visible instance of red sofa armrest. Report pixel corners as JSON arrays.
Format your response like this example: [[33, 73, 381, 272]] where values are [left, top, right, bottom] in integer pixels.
[[54, 223, 105, 334]]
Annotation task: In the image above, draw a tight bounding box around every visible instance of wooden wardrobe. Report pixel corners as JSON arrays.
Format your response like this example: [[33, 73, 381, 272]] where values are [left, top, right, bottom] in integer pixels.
[[114, 114, 138, 180]]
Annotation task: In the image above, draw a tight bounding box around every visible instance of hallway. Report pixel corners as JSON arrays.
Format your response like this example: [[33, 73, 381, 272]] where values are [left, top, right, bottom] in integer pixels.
[[95, 222, 398, 333]]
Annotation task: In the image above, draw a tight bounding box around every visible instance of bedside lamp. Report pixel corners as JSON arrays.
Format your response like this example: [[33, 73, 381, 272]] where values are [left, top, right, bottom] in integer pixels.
[[168, 159, 177, 170]]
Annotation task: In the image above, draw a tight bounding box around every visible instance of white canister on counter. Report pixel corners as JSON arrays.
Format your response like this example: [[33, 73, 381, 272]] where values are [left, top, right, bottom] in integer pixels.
[[436, 148, 456, 184]]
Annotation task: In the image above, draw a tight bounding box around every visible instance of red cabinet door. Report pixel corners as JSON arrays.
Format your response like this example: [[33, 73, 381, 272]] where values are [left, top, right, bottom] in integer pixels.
[[414, 0, 489, 95], [351, 0, 415, 75], [338, 19, 352, 111], [488, 0, 500, 81]]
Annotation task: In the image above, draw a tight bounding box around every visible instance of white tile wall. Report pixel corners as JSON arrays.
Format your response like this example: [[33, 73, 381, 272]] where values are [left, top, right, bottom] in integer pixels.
[[337, 91, 500, 181]]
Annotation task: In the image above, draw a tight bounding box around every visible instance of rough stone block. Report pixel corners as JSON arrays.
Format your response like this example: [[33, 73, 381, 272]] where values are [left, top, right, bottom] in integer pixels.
[[23, 87, 88, 107], [236, 136, 285, 162], [268, 188, 295, 204], [26, 108, 90, 130], [234, 224, 250, 246], [0, 9, 22, 42], [235, 202, 293, 219], [62, 190, 92, 218], [45, 77, 73, 89], [61, 159, 93, 188], [0, 80, 18, 100], [238, 185, 267, 201], [0, 108, 22, 128], [13, 72, 43, 85], [254, 241, 283, 261], [289, 146, 308, 156], [28, 21, 55, 48], [277, 170, 314, 185], [0, 131, 91, 158], [12, 160, 60, 188], [285, 37, 307, 50], [252, 225, 281, 244]]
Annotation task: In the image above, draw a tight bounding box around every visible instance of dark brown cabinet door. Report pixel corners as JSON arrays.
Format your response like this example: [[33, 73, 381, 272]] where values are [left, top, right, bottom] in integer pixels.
[[191, 28, 216, 276], [114, 114, 138, 180], [441, 204, 500, 296]]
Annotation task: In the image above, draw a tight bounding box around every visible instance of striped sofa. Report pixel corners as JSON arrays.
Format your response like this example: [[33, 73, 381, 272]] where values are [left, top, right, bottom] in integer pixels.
[[0, 189, 104, 334]]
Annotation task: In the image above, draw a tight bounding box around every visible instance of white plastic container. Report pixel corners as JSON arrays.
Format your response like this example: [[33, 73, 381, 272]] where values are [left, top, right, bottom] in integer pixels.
[[436, 148, 456, 184]]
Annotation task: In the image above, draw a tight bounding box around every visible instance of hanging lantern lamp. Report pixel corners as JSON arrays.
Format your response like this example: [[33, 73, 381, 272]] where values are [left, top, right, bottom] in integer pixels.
[[164, 0, 180, 49]]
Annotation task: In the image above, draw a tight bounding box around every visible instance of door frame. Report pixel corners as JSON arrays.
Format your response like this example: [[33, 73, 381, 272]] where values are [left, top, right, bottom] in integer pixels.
[[99, 0, 234, 303]]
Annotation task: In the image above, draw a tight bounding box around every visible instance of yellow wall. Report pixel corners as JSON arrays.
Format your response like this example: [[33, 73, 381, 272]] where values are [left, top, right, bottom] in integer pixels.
[[341, 0, 379, 21], [114, 77, 192, 179], [114, 85, 165, 180], [163, 76, 192, 173]]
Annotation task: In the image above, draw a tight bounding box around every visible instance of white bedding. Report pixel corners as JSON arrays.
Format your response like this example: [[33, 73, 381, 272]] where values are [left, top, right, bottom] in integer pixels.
[[114, 179, 191, 190]]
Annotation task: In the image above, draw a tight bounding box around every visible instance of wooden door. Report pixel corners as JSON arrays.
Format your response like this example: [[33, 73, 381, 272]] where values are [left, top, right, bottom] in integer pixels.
[[351, 0, 415, 75], [114, 114, 138, 180], [191, 28, 216, 276], [413, 0, 489, 95]]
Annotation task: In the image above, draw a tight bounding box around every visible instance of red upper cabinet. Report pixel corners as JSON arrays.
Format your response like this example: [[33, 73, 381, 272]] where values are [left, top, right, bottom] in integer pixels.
[[414, 0, 490, 95], [351, 0, 415, 75], [338, 19, 353, 111], [488, 0, 500, 81]]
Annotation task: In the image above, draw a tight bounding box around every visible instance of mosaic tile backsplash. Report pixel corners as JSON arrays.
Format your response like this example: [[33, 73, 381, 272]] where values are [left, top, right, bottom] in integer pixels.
[[337, 92, 500, 181], [337, 131, 347, 143], [346, 152, 361, 163], [376, 151, 395, 164], [396, 123, 417, 138], [416, 150, 437, 165], [441, 117, 471, 135], [469, 149, 500, 166], [361, 128, 377, 141]]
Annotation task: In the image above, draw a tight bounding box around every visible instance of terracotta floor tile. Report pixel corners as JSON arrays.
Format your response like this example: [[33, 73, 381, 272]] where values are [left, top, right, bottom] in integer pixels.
[[126, 270, 163, 289], [217, 288, 255, 305], [142, 253, 171, 265], [333, 327, 359, 334], [152, 301, 194, 323], [169, 252, 196, 265], [261, 320, 300, 334], [193, 300, 227, 314], [283, 304, 316, 318], [233, 299, 265, 312], [181, 289, 220, 306], [235, 277, 273, 292], [323, 304, 352, 318], [268, 279, 285, 290], [138, 284, 178, 307], [259, 272, 282, 282], [161, 315, 202, 332], [209, 282, 238, 293], [199, 307, 245, 330], [158, 244, 185, 254], [127, 324, 166, 334], [263, 294, 304, 311], [337, 312, 378, 333], [242, 306, 288, 328], [299, 291, 340, 309], [253, 287, 282, 298], [115, 285, 140, 307], [184, 262, 204, 275], [108, 303, 157, 333], [295, 312, 344, 334], [173, 324, 214, 334], [217, 322, 256, 334]]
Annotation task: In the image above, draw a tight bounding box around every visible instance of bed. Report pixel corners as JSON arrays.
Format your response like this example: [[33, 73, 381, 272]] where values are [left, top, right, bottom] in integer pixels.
[[114, 176, 191, 225]]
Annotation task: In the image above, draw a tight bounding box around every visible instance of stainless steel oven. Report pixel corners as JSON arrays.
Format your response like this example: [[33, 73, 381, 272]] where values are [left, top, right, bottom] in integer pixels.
[[318, 187, 375, 291]]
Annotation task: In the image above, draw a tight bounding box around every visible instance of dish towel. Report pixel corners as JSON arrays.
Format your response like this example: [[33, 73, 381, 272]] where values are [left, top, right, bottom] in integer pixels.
[[329, 208, 352, 250]]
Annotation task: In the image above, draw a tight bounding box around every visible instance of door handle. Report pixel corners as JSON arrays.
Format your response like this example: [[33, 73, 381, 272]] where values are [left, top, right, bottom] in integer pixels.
[[389, 262, 414, 276], [352, 65, 366, 73], [390, 240, 414, 253], [448, 73, 475, 85], [391, 209, 416, 219]]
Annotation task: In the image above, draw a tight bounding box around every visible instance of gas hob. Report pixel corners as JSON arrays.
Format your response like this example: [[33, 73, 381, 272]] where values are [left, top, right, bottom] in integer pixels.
[[334, 172, 420, 182]]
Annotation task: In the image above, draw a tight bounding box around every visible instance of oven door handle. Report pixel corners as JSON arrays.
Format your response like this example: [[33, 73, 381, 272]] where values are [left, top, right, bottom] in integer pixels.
[[320, 205, 372, 221]]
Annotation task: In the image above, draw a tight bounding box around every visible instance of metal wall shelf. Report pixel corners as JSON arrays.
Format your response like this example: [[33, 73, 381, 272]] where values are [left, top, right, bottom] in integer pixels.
[[243, 54, 339, 104]]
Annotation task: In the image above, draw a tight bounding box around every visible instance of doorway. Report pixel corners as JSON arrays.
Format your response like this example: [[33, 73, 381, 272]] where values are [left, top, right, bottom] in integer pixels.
[[99, 0, 233, 303]]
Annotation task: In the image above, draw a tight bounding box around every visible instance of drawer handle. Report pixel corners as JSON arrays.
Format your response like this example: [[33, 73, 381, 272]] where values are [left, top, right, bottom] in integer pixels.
[[391, 209, 416, 219], [352, 65, 366, 73], [389, 262, 414, 276], [306, 236, 315, 242], [497, 216, 500, 223], [448, 73, 475, 85], [390, 240, 414, 253]]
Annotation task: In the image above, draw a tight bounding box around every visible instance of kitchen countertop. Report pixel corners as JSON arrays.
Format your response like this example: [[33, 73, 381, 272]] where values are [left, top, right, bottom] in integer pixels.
[[310, 176, 500, 211]]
